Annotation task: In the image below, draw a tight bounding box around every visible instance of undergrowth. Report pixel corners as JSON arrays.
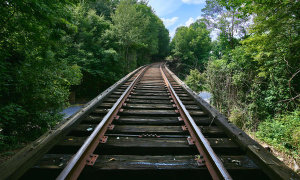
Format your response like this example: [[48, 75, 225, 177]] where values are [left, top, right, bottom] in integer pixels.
[[256, 109, 300, 163]]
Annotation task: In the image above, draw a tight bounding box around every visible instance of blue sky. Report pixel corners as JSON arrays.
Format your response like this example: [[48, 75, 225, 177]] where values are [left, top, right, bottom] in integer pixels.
[[148, 0, 206, 38]]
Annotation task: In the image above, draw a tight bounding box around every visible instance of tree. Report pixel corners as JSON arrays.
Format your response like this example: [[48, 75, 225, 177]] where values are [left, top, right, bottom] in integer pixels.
[[241, 0, 300, 115], [156, 20, 170, 60], [110, 0, 149, 72], [0, 0, 171, 151], [185, 69, 206, 92], [202, 0, 249, 52], [65, 4, 121, 97], [109, 0, 170, 70], [203, 0, 300, 137], [135, 2, 170, 64], [89, 0, 120, 19], [171, 19, 211, 77], [0, 0, 82, 150]]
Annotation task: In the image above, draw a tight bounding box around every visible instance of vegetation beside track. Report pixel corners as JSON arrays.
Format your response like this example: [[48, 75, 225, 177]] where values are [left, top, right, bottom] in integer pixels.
[[0, 0, 169, 152], [168, 0, 299, 169]]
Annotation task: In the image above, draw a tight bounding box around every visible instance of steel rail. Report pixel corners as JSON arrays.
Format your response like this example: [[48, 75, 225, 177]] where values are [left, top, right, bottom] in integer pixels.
[[56, 66, 148, 180], [160, 64, 232, 180]]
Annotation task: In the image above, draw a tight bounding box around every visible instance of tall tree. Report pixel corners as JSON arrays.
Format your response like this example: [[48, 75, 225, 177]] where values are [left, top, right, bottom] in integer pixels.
[[0, 0, 82, 149], [156, 20, 170, 60], [89, 0, 119, 20], [65, 3, 121, 97], [0, 0, 171, 151], [202, 0, 248, 51], [135, 2, 170, 64], [171, 19, 211, 76], [110, 0, 149, 72], [241, 0, 300, 114]]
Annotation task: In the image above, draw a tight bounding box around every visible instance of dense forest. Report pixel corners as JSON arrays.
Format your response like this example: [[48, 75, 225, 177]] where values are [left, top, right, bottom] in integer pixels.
[[0, 0, 169, 151], [169, 0, 299, 165]]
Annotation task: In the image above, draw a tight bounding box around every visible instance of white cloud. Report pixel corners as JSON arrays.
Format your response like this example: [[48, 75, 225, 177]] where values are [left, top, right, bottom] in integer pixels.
[[161, 17, 179, 27], [185, 17, 195, 27], [185, 16, 201, 27], [182, 0, 205, 4]]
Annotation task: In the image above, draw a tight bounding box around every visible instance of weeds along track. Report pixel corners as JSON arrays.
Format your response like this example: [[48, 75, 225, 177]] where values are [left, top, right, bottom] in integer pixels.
[[1, 63, 298, 180]]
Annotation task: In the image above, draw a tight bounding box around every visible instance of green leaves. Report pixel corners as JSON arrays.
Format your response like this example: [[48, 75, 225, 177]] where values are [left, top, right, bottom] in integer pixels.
[[171, 19, 211, 77], [199, 0, 300, 162], [0, 0, 170, 152], [0, 0, 82, 150], [109, 0, 169, 71], [256, 109, 300, 160], [184, 69, 206, 93]]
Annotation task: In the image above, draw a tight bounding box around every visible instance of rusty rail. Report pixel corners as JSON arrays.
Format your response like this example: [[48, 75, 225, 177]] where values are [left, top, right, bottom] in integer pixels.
[[160, 64, 232, 180], [56, 66, 148, 180]]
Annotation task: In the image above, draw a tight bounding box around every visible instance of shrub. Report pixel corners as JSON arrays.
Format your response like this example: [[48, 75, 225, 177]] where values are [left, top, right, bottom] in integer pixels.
[[229, 107, 248, 129], [256, 109, 300, 161], [184, 69, 206, 93]]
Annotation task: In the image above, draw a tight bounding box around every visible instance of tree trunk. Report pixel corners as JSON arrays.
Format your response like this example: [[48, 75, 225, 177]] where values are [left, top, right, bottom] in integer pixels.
[[126, 47, 129, 72], [230, 11, 235, 49]]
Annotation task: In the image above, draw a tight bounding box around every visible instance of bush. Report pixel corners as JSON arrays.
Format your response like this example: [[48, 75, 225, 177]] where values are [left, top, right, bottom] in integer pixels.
[[229, 107, 249, 129], [184, 69, 206, 92], [256, 109, 300, 161]]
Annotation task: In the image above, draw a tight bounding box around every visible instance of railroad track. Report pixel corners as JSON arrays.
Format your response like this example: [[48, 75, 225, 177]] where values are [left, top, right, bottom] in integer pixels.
[[1, 63, 298, 180]]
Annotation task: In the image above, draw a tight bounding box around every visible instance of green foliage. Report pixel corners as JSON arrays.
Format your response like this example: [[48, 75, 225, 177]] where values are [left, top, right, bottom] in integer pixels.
[[205, 46, 256, 118], [0, 0, 83, 150], [65, 4, 121, 97], [89, 0, 119, 19], [202, 0, 248, 52], [256, 110, 300, 161], [228, 107, 249, 129], [184, 69, 206, 93], [110, 0, 149, 72], [170, 19, 211, 77], [110, 0, 169, 71], [0, 0, 170, 151], [202, 0, 300, 159], [167, 0, 299, 163], [156, 20, 170, 60]]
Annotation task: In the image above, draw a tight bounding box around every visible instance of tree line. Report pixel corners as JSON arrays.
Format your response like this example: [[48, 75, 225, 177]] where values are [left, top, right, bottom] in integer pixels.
[[169, 0, 299, 164], [0, 0, 169, 151]]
